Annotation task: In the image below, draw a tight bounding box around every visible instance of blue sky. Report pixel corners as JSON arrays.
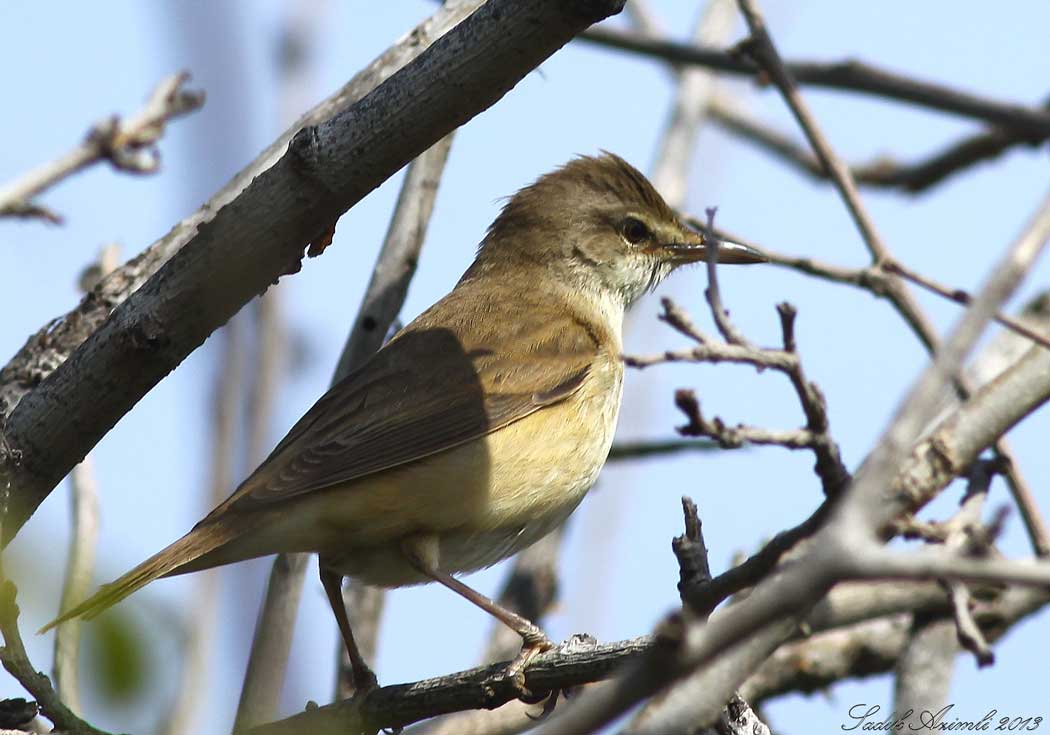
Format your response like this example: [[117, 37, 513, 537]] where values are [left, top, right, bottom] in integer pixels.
[[2, 2, 1049, 733]]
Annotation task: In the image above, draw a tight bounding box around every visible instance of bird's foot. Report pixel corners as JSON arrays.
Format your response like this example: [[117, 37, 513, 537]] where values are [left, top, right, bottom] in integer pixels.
[[495, 628, 556, 703], [508, 627, 555, 676]]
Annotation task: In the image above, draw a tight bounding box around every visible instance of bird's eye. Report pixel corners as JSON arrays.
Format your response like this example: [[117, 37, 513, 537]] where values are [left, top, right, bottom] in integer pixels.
[[621, 217, 650, 245]]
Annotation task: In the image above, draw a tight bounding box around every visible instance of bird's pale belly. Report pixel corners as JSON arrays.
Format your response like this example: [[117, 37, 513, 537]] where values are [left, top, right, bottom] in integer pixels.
[[315, 365, 623, 587]]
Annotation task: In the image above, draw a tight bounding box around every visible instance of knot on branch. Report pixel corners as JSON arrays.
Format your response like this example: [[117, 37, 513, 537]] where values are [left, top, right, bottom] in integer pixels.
[[89, 71, 204, 174]]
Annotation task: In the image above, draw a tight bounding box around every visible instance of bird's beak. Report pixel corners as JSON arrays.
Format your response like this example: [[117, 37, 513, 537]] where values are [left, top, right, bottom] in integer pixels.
[[660, 229, 768, 265]]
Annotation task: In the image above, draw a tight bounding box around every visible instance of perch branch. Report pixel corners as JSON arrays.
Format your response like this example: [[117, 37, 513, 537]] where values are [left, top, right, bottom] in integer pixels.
[[245, 636, 653, 735]]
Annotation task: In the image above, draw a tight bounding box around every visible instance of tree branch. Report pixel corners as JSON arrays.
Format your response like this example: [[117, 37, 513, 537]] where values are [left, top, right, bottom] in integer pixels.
[[628, 297, 850, 499], [606, 439, 719, 461], [0, 580, 112, 735], [244, 636, 653, 735], [579, 27, 1050, 134], [707, 92, 1050, 194], [0, 73, 203, 224], [740, 586, 1048, 705], [882, 259, 1050, 351]]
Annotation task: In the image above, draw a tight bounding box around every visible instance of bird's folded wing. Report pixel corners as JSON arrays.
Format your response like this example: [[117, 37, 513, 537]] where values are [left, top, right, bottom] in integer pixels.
[[209, 317, 597, 514]]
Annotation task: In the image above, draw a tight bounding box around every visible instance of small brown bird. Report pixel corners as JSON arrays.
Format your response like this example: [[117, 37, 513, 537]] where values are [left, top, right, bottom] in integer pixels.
[[42, 153, 763, 690]]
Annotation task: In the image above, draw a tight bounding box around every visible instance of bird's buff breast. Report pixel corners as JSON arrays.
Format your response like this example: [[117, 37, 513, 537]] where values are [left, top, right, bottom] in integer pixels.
[[317, 361, 624, 587]]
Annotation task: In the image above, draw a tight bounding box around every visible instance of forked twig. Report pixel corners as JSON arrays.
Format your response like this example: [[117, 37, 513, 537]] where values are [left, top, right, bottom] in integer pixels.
[[0, 73, 203, 223]]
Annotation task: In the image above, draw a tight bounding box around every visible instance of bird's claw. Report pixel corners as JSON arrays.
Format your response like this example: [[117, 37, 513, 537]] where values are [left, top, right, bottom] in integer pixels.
[[492, 632, 556, 704]]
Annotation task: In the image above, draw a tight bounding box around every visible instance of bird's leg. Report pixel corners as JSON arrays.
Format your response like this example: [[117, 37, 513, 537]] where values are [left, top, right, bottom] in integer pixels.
[[319, 566, 378, 694], [401, 536, 555, 682]]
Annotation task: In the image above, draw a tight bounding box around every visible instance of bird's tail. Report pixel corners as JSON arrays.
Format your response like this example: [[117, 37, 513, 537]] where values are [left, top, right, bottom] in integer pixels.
[[38, 522, 237, 634]]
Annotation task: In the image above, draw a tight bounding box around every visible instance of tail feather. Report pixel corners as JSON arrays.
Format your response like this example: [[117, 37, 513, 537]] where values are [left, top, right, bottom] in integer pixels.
[[38, 523, 236, 634]]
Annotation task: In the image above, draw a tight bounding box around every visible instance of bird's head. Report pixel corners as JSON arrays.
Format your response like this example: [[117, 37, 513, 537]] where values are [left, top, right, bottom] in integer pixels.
[[469, 152, 764, 307]]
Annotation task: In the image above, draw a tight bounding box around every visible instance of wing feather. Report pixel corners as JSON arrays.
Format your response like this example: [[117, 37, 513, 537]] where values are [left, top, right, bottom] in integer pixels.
[[211, 291, 601, 515]]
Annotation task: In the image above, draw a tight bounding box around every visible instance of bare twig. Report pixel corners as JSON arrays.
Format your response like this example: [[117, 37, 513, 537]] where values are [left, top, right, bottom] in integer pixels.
[[893, 494, 985, 730], [409, 700, 548, 735], [966, 292, 1050, 386], [731, 0, 1050, 562], [675, 390, 822, 449], [232, 296, 292, 730], [229, 4, 321, 723], [883, 259, 1050, 351], [683, 499, 832, 620], [756, 243, 1050, 353], [672, 498, 712, 611], [579, 27, 1050, 134], [629, 296, 850, 498], [622, 0, 661, 37], [707, 93, 1050, 193], [606, 439, 718, 461], [939, 463, 998, 666], [623, 502, 775, 735], [621, 499, 739, 734], [0, 73, 203, 223], [0, 580, 111, 735], [334, 133, 455, 376], [734, 8, 888, 266], [702, 209, 751, 347]]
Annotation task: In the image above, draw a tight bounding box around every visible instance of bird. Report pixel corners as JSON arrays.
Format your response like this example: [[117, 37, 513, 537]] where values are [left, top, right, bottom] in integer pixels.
[[41, 152, 765, 692]]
